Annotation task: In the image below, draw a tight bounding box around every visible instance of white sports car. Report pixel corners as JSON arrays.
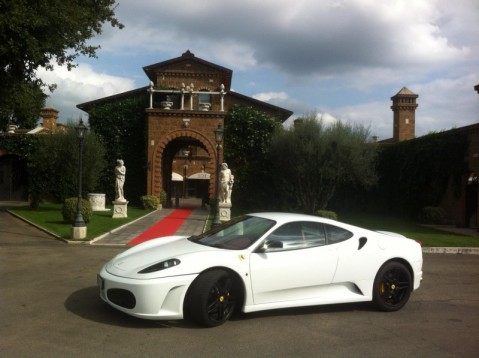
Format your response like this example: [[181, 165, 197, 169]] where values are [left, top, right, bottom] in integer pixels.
[[98, 212, 423, 327]]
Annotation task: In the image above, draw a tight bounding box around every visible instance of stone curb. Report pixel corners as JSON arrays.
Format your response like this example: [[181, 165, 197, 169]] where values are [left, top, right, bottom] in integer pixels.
[[7, 208, 162, 245], [422, 247, 479, 255]]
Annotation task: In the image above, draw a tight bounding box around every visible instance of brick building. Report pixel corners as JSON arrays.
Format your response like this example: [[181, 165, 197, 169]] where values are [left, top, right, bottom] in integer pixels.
[[78, 51, 292, 205]]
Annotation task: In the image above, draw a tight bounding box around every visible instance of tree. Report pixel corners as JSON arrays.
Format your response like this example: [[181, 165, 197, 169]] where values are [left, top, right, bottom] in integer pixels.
[[223, 106, 282, 208], [268, 116, 377, 214], [0, 0, 123, 130], [0, 81, 47, 130], [87, 95, 149, 204], [28, 125, 106, 209]]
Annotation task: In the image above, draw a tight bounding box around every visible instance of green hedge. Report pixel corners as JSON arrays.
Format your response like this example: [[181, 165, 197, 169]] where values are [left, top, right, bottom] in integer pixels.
[[62, 197, 93, 223], [140, 195, 159, 210], [419, 206, 446, 224], [375, 130, 468, 216]]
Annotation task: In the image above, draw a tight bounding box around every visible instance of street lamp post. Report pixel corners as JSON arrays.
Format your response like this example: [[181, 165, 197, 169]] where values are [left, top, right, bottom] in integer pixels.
[[212, 124, 224, 226], [72, 117, 88, 239]]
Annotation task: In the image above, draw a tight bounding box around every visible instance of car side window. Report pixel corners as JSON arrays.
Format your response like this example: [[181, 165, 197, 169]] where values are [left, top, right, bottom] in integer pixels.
[[263, 221, 326, 252], [324, 224, 353, 244]]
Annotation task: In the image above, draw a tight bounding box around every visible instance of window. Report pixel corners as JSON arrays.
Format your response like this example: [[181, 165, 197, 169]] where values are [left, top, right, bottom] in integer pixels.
[[198, 92, 211, 104], [264, 221, 326, 252], [198, 91, 212, 111], [324, 224, 353, 244], [189, 215, 275, 250]]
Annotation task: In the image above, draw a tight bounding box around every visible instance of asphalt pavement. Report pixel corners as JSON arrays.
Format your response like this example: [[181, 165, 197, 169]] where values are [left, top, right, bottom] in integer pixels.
[[1, 224, 479, 357]]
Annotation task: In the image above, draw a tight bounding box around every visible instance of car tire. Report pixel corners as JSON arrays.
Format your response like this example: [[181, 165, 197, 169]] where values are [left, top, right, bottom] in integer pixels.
[[186, 270, 236, 327], [373, 261, 412, 312]]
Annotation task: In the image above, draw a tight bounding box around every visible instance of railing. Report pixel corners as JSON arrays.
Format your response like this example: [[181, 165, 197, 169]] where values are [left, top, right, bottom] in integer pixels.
[[147, 81, 227, 111]]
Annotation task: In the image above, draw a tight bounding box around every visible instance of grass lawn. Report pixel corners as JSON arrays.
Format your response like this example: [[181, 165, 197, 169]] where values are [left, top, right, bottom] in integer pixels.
[[10, 203, 154, 241], [341, 212, 479, 247]]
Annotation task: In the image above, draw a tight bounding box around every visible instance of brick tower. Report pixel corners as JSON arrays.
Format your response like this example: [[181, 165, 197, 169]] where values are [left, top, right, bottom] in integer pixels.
[[391, 87, 418, 142], [40, 106, 59, 131]]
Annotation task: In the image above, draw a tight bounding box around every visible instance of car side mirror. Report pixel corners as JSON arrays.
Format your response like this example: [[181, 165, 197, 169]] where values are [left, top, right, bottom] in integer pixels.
[[256, 240, 283, 253]]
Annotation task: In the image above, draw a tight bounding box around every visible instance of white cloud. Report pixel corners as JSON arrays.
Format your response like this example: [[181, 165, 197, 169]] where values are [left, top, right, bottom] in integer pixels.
[[253, 91, 312, 116], [412, 73, 479, 133], [108, 0, 476, 76], [37, 63, 135, 122], [253, 92, 289, 102]]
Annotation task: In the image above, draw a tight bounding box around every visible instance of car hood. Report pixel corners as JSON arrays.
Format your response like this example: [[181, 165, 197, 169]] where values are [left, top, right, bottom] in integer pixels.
[[106, 236, 219, 278]]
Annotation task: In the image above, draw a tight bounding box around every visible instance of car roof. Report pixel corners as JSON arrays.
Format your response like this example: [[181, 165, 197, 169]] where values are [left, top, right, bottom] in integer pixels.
[[247, 212, 365, 232], [248, 212, 325, 224]]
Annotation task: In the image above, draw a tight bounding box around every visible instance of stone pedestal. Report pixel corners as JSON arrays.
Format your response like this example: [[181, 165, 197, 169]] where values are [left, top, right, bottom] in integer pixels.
[[112, 200, 128, 218], [88, 193, 110, 211], [71, 226, 87, 240], [219, 202, 232, 222]]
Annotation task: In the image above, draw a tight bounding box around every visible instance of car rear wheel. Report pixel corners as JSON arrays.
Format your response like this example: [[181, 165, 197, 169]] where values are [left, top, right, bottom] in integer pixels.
[[186, 270, 236, 327], [373, 261, 412, 312]]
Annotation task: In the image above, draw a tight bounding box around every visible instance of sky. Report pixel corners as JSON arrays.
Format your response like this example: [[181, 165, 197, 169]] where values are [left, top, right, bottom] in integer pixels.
[[37, 0, 479, 141]]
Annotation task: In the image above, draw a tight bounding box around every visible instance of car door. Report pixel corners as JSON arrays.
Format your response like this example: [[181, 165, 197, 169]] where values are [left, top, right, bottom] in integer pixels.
[[249, 221, 339, 305]]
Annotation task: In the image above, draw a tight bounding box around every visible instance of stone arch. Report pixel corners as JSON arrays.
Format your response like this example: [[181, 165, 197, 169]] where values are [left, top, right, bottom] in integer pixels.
[[150, 129, 218, 203]]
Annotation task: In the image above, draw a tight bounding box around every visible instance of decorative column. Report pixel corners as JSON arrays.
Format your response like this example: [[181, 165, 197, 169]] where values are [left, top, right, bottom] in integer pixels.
[[180, 83, 185, 110], [189, 83, 194, 110]]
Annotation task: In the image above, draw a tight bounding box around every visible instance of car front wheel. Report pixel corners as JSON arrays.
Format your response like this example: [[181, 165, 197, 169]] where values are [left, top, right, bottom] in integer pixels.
[[186, 270, 236, 327], [373, 261, 412, 312]]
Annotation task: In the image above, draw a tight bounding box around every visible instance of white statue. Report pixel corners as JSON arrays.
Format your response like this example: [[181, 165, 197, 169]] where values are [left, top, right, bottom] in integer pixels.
[[115, 159, 126, 202], [219, 162, 234, 204]]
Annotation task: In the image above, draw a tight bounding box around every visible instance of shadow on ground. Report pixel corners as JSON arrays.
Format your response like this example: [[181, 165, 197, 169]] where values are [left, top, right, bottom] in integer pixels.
[[65, 285, 376, 329]]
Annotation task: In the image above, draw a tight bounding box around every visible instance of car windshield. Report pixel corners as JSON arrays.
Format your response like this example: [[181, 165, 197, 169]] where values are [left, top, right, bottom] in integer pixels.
[[188, 215, 276, 250]]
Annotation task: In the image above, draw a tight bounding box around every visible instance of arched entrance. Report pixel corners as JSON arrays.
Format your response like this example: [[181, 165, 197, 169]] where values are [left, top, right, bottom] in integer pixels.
[[150, 130, 217, 208], [0, 154, 28, 201]]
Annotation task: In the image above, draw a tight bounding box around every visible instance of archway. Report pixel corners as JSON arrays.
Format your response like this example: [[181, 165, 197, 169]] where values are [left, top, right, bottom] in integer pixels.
[[150, 130, 217, 207]]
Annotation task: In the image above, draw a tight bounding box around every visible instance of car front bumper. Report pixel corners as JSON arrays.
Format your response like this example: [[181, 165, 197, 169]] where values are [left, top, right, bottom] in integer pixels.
[[98, 266, 198, 320]]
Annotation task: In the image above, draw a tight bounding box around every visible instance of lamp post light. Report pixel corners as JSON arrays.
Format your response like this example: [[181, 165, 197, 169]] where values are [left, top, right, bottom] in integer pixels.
[[72, 117, 88, 239], [212, 124, 224, 226]]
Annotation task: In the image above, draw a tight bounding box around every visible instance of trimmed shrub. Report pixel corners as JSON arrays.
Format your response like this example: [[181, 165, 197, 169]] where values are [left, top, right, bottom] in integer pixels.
[[160, 190, 167, 206], [316, 210, 338, 221], [141, 195, 159, 210], [62, 197, 93, 223], [419, 206, 446, 224]]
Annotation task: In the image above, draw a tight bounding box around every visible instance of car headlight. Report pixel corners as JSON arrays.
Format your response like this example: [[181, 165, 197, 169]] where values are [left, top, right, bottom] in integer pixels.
[[138, 259, 181, 274]]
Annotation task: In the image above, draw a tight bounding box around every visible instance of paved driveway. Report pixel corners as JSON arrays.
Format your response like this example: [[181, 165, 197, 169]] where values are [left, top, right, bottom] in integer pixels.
[[1, 211, 479, 357]]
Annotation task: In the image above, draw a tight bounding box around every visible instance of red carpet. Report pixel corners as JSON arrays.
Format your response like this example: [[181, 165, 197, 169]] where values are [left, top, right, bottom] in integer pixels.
[[127, 209, 193, 246]]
